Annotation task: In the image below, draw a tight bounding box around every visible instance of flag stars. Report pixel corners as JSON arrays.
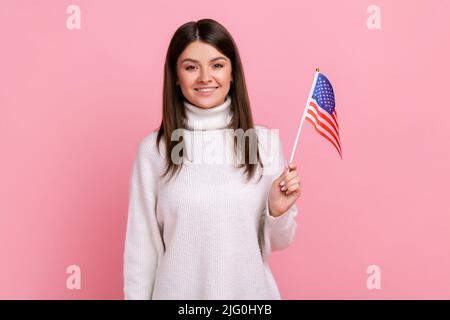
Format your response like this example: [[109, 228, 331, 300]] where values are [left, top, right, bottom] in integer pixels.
[[312, 74, 335, 115]]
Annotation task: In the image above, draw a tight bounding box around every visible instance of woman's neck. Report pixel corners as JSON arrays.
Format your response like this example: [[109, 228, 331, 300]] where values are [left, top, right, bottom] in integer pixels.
[[183, 95, 232, 130]]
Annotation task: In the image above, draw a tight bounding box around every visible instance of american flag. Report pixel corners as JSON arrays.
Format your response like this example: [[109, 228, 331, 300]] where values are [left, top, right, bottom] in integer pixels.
[[305, 72, 342, 159]]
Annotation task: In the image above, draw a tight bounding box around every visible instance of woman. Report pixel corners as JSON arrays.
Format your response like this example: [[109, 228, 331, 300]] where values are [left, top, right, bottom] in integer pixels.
[[123, 18, 301, 300]]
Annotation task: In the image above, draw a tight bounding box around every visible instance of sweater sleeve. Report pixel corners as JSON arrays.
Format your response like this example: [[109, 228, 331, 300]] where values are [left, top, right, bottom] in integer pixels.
[[259, 134, 299, 263], [123, 139, 164, 300]]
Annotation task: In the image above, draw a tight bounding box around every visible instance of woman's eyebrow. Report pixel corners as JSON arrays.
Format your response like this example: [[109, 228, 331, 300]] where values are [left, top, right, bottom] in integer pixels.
[[181, 57, 227, 63]]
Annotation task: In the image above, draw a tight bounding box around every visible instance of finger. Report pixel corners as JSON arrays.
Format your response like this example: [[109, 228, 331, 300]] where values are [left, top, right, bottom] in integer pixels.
[[280, 177, 300, 191], [278, 162, 299, 186], [279, 170, 298, 187], [285, 170, 298, 182], [287, 162, 297, 171], [285, 182, 301, 196], [286, 162, 298, 175], [286, 176, 300, 189], [285, 162, 297, 174]]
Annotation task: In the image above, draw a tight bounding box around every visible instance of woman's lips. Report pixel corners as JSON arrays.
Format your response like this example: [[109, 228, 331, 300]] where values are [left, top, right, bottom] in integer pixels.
[[194, 87, 218, 96]]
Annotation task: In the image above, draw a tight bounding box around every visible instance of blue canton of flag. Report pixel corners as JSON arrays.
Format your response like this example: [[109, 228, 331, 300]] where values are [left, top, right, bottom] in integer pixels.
[[312, 74, 335, 115]]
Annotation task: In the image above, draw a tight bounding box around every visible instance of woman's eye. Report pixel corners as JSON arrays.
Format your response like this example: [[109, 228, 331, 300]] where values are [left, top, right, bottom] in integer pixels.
[[185, 64, 223, 71]]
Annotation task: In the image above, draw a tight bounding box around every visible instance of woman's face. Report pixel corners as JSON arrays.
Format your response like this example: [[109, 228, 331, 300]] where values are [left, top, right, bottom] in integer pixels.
[[176, 41, 233, 109]]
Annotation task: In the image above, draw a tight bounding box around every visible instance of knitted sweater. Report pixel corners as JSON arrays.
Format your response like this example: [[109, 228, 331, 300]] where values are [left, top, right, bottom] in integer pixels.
[[123, 95, 298, 299]]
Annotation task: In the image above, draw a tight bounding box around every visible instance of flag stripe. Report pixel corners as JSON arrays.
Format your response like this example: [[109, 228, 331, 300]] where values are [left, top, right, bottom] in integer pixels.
[[305, 112, 342, 157], [306, 106, 341, 150], [331, 113, 339, 130], [309, 100, 340, 136], [305, 116, 342, 158], [332, 108, 339, 130], [306, 109, 340, 150]]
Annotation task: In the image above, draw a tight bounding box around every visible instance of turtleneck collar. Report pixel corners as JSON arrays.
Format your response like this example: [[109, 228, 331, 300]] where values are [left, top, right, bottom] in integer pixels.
[[183, 95, 233, 131]]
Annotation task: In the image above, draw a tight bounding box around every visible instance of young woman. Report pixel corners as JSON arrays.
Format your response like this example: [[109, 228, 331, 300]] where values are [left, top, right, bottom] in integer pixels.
[[123, 18, 301, 300]]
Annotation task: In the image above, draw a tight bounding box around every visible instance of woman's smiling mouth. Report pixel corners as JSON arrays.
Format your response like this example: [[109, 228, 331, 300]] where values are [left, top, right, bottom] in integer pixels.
[[194, 87, 218, 95]]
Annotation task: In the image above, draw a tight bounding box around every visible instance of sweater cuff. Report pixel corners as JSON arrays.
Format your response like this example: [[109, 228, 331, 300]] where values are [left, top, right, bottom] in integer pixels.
[[260, 197, 299, 262], [265, 197, 298, 229]]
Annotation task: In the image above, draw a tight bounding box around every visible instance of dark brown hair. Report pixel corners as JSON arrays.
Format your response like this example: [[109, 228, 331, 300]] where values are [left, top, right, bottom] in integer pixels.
[[156, 18, 264, 183]]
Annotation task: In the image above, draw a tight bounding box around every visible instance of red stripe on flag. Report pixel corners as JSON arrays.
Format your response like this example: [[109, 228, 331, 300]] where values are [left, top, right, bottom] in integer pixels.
[[305, 117, 342, 158], [332, 109, 339, 130], [332, 114, 339, 130], [306, 108, 341, 151]]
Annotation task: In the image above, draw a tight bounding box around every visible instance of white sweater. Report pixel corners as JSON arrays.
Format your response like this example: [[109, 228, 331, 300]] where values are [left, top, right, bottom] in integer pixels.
[[123, 95, 299, 299]]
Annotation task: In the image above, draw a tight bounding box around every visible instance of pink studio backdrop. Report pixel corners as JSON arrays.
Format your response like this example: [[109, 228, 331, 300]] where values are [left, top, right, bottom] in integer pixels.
[[1, 0, 449, 299]]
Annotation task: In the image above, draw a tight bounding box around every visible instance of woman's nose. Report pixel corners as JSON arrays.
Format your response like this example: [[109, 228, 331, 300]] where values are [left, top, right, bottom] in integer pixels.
[[199, 69, 212, 83]]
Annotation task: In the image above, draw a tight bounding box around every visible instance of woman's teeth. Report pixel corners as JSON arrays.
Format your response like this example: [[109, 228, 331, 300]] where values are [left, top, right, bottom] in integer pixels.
[[195, 87, 217, 92]]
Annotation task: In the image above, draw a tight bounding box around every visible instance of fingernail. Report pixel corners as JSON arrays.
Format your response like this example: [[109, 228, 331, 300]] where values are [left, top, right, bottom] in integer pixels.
[[279, 180, 285, 186], [281, 186, 286, 191]]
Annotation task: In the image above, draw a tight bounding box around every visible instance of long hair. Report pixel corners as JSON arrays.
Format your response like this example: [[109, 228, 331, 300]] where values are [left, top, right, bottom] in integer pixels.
[[156, 18, 264, 183]]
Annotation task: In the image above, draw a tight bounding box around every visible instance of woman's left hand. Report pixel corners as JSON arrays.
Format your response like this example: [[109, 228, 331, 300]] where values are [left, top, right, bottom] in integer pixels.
[[268, 163, 301, 217]]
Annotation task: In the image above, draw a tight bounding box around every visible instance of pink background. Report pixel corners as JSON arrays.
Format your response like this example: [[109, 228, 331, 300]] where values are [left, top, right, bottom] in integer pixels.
[[1, 0, 449, 299]]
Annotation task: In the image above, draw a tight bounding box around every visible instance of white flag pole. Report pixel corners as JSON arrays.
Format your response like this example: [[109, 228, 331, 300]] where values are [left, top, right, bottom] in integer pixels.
[[287, 68, 321, 171]]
